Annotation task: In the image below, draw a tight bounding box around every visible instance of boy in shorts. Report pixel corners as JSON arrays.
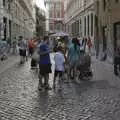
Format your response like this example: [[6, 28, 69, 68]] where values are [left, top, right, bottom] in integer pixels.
[[53, 46, 65, 89]]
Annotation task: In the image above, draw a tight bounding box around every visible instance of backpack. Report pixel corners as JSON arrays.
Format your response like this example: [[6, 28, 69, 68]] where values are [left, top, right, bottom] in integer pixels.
[[28, 40, 35, 48]]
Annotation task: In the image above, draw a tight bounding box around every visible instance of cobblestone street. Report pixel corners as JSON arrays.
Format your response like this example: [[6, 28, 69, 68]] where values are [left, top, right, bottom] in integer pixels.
[[0, 55, 120, 120]]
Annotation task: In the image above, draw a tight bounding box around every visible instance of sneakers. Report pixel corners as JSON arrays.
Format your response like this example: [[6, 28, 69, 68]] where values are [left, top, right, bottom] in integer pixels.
[[114, 72, 119, 76], [38, 84, 43, 91], [44, 85, 52, 90], [38, 84, 52, 91]]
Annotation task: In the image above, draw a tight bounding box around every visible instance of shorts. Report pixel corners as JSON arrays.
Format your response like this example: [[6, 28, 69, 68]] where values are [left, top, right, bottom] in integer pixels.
[[39, 64, 52, 75], [31, 58, 37, 67], [29, 47, 34, 55], [19, 49, 26, 56], [54, 71, 63, 78], [69, 60, 79, 69]]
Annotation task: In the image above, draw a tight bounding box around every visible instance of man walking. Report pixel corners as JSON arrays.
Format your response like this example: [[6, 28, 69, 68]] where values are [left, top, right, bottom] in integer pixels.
[[38, 36, 52, 90], [28, 39, 35, 57], [12, 37, 17, 54], [18, 36, 27, 64]]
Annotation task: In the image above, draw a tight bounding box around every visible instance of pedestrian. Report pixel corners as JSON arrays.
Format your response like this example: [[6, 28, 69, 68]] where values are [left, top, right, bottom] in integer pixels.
[[0, 39, 8, 61], [18, 36, 27, 64], [31, 41, 40, 69], [87, 37, 92, 54], [12, 37, 17, 54], [53, 46, 65, 89], [28, 39, 35, 57], [114, 47, 120, 75], [38, 36, 52, 90], [67, 37, 80, 79], [7, 37, 11, 54]]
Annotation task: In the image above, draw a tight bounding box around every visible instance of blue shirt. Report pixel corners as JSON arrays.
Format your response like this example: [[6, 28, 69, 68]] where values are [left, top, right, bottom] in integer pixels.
[[39, 43, 51, 65]]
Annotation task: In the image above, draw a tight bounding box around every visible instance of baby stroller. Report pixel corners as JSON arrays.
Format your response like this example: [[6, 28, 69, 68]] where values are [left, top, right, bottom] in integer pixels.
[[76, 53, 93, 81]]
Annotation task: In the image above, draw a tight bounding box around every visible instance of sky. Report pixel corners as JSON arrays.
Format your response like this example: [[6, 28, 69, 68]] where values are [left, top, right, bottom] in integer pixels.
[[35, 0, 46, 11]]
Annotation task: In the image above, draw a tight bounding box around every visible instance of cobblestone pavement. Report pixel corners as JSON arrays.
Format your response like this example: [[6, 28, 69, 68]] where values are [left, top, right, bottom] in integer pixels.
[[0, 55, 19, 74], [0, 55, 120, 120]]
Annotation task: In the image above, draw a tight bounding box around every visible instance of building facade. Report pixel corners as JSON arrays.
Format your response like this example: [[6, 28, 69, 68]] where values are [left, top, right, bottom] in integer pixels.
[[0, 0, 36, 42], [35, 5, 46, 37], [44, 0, 64, 34], [95, 0, 120, 62], [65, 0, 95, 40]]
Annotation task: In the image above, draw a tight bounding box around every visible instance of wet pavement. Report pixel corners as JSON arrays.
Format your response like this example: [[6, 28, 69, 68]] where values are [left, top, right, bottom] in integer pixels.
[[0, 55, 120, 120]]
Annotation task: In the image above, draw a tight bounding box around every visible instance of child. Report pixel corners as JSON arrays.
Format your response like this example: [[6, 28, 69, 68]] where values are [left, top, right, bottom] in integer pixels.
[[53, 46, 65, 89]]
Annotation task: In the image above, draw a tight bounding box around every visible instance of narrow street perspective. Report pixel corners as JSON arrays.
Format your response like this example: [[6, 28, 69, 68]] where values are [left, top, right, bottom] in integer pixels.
[[0, 0, 120, 120], [0, 54, 120, 120]]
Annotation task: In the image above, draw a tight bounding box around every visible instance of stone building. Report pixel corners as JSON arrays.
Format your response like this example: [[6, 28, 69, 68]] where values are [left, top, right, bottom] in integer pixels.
[[65, 0, 95, 40], [35, 5, 46, 37], [0, 0, 36, 42], [44, 0, 64, 34], [95, 0, 120, 62]]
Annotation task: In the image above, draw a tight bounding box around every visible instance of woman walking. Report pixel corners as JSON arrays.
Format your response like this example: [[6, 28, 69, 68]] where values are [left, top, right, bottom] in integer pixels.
[[67, 37, 80, 79]]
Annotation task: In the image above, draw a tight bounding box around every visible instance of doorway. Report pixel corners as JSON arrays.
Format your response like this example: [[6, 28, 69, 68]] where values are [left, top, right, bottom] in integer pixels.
[[103, 26, 107, 52], [114, 22, 120, 52]]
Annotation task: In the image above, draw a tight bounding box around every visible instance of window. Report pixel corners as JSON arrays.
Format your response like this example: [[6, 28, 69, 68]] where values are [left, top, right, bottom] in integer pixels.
[[49, 24, 53, 31], [49, 3, 54, 10], [8, 2, 11, 11], [91, 14, 93, 36], [87, 15, 89, 36], [79, 19, 82, 36], [49, 11, 53, 18], [3, 0, 6, 6], [103, 26, 107, 51], [55, 3, 61, 10], [115, 0, 119, 3], [103, 0, 107, 11], [56, 23, 61, 31], [84, 17, 86, 36], [77, 20, 79, 35], [56, 11, 60, 18]]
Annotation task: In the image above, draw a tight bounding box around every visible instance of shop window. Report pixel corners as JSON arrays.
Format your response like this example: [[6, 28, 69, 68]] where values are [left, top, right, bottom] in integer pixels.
[[115, 0, 119, 3]]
